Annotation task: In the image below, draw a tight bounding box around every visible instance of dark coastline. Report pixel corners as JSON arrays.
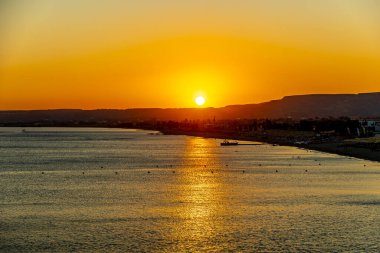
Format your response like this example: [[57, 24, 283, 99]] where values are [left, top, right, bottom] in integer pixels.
[[160, 129, 380, 163], [2, 125, 379, 163]]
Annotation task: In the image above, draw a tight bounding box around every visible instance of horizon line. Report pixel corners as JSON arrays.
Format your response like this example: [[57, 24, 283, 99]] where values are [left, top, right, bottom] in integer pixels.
[[1, 91, 379, 111]]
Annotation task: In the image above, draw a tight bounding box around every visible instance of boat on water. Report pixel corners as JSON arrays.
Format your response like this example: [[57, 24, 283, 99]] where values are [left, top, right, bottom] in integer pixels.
[[220, 140, 239, 146]]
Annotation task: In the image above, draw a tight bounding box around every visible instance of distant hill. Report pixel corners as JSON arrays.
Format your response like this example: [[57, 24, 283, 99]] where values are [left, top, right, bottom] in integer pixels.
[[221, 92, 380, 119], [1, 92, 380, 123]]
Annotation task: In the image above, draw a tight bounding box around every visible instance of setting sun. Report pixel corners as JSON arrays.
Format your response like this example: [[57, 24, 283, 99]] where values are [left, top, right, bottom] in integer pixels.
[[2, 2, 380, 252], [195, 96, 205, 106]]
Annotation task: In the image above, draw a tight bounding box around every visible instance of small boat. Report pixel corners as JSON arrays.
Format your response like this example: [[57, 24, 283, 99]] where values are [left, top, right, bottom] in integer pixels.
[[220, 140, 239, 146], [148, 132, 162, 135]]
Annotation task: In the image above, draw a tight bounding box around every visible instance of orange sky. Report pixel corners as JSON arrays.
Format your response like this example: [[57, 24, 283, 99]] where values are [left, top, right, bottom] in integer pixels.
[[1, 0, 380, 109]]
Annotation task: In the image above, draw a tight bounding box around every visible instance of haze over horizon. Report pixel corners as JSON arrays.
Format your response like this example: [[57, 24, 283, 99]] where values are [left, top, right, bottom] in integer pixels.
[[2, 92, 380, 111], [1, 0, 380, 110]]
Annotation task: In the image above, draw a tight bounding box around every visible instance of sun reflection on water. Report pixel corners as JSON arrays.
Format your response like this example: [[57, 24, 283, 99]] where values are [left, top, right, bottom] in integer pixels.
[[3, 129, 380, 252], [171, 137, 227, 246]]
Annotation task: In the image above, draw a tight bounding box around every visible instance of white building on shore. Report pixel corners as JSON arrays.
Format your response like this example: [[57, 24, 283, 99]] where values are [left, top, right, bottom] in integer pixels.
[[359, 119, 380, 136]]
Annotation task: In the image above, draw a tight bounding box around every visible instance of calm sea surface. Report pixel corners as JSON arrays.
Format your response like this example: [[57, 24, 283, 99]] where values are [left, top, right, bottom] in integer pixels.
[[1, 127, 380, 252]]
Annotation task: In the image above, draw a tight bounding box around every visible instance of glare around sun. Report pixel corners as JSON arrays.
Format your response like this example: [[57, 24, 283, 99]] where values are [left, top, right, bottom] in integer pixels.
[[195, 96, 205, 106]]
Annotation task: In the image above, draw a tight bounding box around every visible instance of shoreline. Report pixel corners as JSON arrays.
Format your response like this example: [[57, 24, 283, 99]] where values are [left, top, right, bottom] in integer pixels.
[[2, 126, 379, 163], [160, 129, 380, 163]]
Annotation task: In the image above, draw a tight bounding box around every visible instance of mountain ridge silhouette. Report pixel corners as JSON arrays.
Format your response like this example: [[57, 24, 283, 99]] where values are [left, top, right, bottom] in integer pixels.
[[1, 92, 380, 123]]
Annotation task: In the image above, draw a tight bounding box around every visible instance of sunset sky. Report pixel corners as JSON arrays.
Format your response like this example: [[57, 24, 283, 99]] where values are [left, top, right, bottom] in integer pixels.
[[1, 0, 380, 109]]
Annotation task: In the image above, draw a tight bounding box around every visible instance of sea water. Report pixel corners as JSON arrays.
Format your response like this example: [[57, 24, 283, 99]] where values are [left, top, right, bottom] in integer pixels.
[[1, 127, 380, 252]]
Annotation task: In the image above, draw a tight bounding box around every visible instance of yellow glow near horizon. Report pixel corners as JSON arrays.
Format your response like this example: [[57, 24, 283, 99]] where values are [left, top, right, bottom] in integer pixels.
[[167, 65, 234, 108], [1, 1, 380, 109], [195, 96, 205, 106]]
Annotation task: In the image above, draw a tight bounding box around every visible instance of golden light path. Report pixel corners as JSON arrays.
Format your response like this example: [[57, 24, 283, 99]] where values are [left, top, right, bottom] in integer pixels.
[[171, 137, 226, 250]]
